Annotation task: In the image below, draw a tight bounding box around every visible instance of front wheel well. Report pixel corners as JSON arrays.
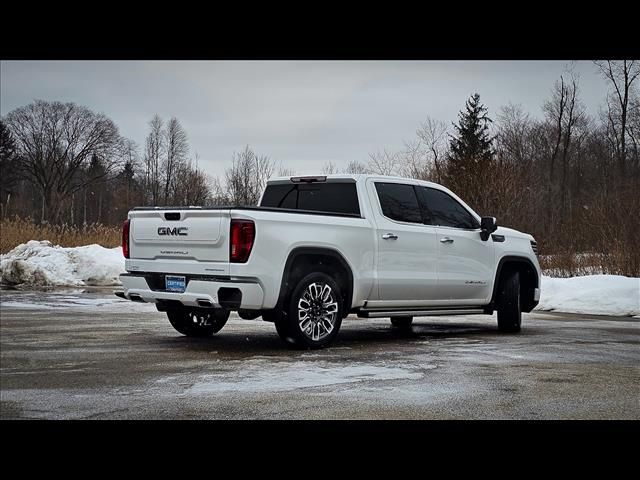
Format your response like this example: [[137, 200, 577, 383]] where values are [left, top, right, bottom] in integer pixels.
[[492, 257, 539, 313], [278, 248, 353, 317]]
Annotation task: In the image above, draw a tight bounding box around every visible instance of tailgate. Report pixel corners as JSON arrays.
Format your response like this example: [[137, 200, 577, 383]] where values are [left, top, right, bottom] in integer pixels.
[[129, 209, 230, 263]]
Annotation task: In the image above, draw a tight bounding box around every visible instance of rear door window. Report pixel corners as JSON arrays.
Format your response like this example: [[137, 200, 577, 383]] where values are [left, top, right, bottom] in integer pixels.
[[374, 182, 423, 224]]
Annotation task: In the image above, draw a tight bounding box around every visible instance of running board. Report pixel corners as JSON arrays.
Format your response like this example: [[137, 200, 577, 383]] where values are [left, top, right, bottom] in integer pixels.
[[358, 308, 485, 318]]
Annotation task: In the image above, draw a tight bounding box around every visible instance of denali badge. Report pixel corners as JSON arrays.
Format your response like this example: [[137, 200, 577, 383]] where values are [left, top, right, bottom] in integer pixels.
[[158, 226, 188, 236]]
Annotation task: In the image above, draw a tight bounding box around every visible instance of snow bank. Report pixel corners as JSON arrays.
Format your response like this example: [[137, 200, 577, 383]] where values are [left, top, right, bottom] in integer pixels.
[[535, 275, 640, 317], [1, 241, 638, 317], [0, 240, 124, 287]]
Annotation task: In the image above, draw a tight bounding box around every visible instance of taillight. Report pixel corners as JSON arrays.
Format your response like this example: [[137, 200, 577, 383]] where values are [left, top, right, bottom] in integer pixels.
[[230, 219, 255, 263], [122, 219, 130, 259]]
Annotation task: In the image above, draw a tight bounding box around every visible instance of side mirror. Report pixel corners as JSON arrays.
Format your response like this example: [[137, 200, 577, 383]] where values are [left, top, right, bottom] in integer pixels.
[[480, 216, 497, 241]]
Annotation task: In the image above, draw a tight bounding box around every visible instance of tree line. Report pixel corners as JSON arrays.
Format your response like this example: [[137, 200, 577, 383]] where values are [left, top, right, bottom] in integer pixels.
[[321, 61, 640, 274], [1, 61, 638, 274], [0, 104, 293, 226]]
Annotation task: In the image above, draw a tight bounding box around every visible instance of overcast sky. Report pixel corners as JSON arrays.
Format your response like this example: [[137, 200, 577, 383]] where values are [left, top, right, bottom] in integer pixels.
[[0, 60, 610, 177]]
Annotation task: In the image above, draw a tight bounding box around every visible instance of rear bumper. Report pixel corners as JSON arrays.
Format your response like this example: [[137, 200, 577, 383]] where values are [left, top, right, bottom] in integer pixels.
[[118, 273, 264, 309]]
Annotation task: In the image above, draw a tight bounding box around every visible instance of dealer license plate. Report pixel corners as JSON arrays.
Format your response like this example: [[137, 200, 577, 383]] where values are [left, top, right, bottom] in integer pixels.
[[165, 275, 186, 293]]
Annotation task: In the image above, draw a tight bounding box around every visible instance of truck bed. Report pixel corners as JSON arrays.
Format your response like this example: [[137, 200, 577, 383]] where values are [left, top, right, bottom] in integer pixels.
[[130, 205, 362, 218]]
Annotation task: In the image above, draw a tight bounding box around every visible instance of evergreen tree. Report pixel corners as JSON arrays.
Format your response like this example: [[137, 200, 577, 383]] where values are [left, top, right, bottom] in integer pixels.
[[117, 159, 137, 206], [111, 159, 141, 223], [444, 93, 495, 211], [448, 93, 494, 173], [83, 154, 108, 223], [118, 159, 136, 184], [0, 121, 19, 192], [0, 120, 20, 218]]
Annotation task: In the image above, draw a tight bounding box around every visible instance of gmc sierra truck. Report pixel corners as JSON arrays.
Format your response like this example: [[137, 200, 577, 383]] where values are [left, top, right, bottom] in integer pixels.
[[116, 174, 541, 349]]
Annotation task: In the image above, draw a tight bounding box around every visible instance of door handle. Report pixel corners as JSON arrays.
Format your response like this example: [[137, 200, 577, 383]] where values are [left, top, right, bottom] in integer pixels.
[[440, 237, 454, 244], [382, 233, 398, 240]]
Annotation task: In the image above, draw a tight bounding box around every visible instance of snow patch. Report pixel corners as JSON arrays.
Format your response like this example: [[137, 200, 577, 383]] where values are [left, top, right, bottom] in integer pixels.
[[0, 294, 156, 312], [0, 240, 125, 288], [185, 360, 423, 394], [535, 275, 640, 317]]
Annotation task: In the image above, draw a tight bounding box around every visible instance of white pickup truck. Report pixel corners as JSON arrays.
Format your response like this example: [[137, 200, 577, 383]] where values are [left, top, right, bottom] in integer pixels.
[[116, 174, 541, 348]]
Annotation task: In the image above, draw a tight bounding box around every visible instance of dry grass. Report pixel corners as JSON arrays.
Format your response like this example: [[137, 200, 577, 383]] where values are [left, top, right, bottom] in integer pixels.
[[539, 247, 639, 278], [1, 216, 121, 254], [2, 216, 638, 278], [539, 253, 604, 277]]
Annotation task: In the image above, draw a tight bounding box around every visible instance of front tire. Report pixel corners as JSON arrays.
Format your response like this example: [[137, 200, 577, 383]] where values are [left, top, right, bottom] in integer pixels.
[[167, 307, 230, 337], [497, 270, 522, 333], [275, 272, 344, 349]]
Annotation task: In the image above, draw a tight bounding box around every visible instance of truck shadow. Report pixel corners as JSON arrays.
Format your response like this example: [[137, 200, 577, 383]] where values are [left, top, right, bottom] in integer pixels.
[[156, 320, 514, 355], [335, 321, 514, 345]]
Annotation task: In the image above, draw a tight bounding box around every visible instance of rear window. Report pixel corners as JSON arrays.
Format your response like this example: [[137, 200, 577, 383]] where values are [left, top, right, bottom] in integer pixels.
[[260, 182, 361, 216]]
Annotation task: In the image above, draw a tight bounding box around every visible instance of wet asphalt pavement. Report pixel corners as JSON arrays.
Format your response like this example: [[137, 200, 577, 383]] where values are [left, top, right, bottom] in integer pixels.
[[1, 289, 638, 419]]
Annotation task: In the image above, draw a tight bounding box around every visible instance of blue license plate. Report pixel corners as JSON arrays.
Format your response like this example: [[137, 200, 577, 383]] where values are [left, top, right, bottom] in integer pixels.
[[165, 275, 186, 293]]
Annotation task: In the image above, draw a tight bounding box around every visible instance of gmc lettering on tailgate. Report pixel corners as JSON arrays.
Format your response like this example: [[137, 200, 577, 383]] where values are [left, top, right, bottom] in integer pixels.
[[157, 227, 188, 236]]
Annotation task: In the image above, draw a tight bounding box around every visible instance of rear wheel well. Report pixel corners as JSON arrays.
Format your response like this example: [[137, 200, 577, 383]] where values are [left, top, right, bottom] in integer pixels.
[[493, 258, 539, 313], [278, 249, 353, 317]]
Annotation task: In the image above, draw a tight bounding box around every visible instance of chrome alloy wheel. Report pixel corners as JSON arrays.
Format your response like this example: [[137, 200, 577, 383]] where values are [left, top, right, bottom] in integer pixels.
[[297, 282, 339, 341]]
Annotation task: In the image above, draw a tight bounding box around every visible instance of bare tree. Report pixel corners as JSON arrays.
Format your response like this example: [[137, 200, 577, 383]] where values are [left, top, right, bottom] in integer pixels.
[[171, 157, 211, 206], [496, 103, 533, 167], [143, 115, 164, 205], [541, 73, 585, 224], [627, 94, 640, 174], [321, 161, 338, 174], [4, 100, 125, 223], [209, 176, 230, 206], [225, 145, 276, 206], [368, 148, 400, 175], [122, 138, 139, 167], [595, 60, 640, 176], [543, 75, 570, 183], [277, 164, 296, 177], [558, 75, 586, 213], [343, 160, 370, 174], [163, 117, 189, 205], [417, 118, 447, 172], [399, 139, 429, 180], [493, 104, 539, 233], [400, 117, 448, 181]]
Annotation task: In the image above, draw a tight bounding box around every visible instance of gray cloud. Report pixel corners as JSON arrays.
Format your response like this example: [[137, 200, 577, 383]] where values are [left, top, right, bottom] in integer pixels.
[[1, 60, 609, 177]]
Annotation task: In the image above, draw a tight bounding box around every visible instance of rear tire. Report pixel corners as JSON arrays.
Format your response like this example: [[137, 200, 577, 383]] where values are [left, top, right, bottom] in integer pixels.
[[275, 272, 344, 349], [273, 312, 295, 344], [497, 270, 522, 333], [390, 316, 413, 328], [167, 307, 230, 337]]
